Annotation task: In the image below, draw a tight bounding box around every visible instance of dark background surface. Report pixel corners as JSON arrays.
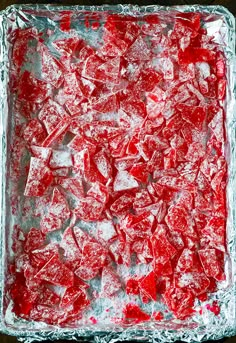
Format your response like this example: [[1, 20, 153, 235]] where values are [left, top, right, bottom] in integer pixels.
[[0, 0, 235, 342]]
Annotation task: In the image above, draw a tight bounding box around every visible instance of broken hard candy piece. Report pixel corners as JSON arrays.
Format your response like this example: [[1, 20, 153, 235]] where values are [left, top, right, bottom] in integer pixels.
[[35, 255, 74, 287]]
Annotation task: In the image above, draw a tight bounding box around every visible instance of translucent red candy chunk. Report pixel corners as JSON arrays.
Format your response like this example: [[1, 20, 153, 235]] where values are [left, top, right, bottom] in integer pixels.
[[163, 287, 195, 319], [60, 227, 82, 264], [152, 225, 177, 274], [101, 267, 121, 297], [113, 170, 139, 191], [39, 44, 63, 88], [10, 9, 228, 324], [74, 197, 104, 222], [38, 99, 68, 134], [41, 188, 70, 233], [24, 228, 45, 253], [35, 255, 74, 287], [198, 249, 224, 281], [18, 70, 50, 103], [139, 271, 157, 301], [61, 286, 88, 308], [75, 242, 107, 280], [24, 158, 53, 197], [23, 119, 47, 145]]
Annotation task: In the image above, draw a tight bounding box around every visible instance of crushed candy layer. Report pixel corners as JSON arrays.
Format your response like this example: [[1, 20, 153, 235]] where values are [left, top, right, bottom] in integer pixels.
[[7, 10, 227, 326]]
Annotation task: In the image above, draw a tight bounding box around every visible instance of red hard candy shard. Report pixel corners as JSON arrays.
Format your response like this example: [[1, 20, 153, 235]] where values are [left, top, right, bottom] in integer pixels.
[[35, 255, 74, 287], [24, 158, 53, 197], [11, 9, 227, 323], [123, 304, 151, 323], [101, 267, 121, 297]]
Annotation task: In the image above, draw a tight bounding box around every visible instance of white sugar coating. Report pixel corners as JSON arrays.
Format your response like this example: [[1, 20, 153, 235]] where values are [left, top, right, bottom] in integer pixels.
[[117, 263, 152, 281], [96, 220, 117, 241], [196, 62, 211, 79], [180, 35, 191, 50], [40, 45, 63, 87], [94, 153, 110, 179], [204, 19, 223, 43], [50, 150, 73, 168], [177, 273, 194, 288], [209, 108, 224, 142], [187, 83, 205, 103], [113, 170, 139, 192]]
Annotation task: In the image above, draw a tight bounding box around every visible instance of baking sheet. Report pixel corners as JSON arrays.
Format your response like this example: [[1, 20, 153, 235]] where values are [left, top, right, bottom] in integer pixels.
[[0, 4, 235, 342]]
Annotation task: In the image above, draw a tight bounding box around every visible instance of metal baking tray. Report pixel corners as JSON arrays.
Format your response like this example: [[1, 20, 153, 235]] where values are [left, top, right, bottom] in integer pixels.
[[0, 4, 235, 342]]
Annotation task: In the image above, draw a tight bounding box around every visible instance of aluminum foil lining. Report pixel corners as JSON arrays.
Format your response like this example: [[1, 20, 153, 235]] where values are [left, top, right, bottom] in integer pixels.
[[0, 4, 235, 343]]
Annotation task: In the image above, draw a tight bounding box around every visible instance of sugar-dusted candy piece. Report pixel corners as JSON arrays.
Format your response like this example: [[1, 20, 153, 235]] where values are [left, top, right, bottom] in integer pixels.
[[133, 189, 153, 209], [41, 187, 70, 234], [178, 47, 216, 64], [74, 197, 104, 222], [11, 275, 37, 318], [23, 119, 47, 145], [175, 272, 210, 295], [18, 70, 50, 103], [110, 193, 134, 214], [30, 146, 52, 163], [132, 238, 153, 264], [61, 286, 86, 308], [40, 215, 62, 234], [125, 36, 151, 61], [113, 170, 139, 192], [87, 182, 109, 204], [60, 227, 82, 263], [30, 305, 66, 325], [126, 278, 139, 295], [165, 205, 189, 233], [52, 37, 83, 56], [75, 242, 107, 280], [176, 249, 202, 273], [93, 150, 112, 180], [202, 216, 226, 252], [182, 105, 206, 130], [163, 286, 195, 319], [42, 117, 71, 147], [56, 73, 84, 105], [39, 44, 63, 88], [35, 255, 74, 287], [12, 27, 38, 69], [129, 163, 149, 183], [24, 228, 45, 253], [73, 226, 95, 250], [24, 158, 53, 197], [101, 267, 121, 297], [57, 177, 84, 198], [198, 249, 224, 281], [208, 108, 224, 143], [96, 220, 117, 243], [37, 286, 61, 307], [38, 99, 68, 134], [31, 243, 59, 268], [152, 225, 176, 274], [67, 289, 90, 316], [122, 212, 154, 240]]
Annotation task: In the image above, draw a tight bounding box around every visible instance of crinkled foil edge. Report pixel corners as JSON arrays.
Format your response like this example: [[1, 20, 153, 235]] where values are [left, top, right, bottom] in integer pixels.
[[0, 4, 235, 343]]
